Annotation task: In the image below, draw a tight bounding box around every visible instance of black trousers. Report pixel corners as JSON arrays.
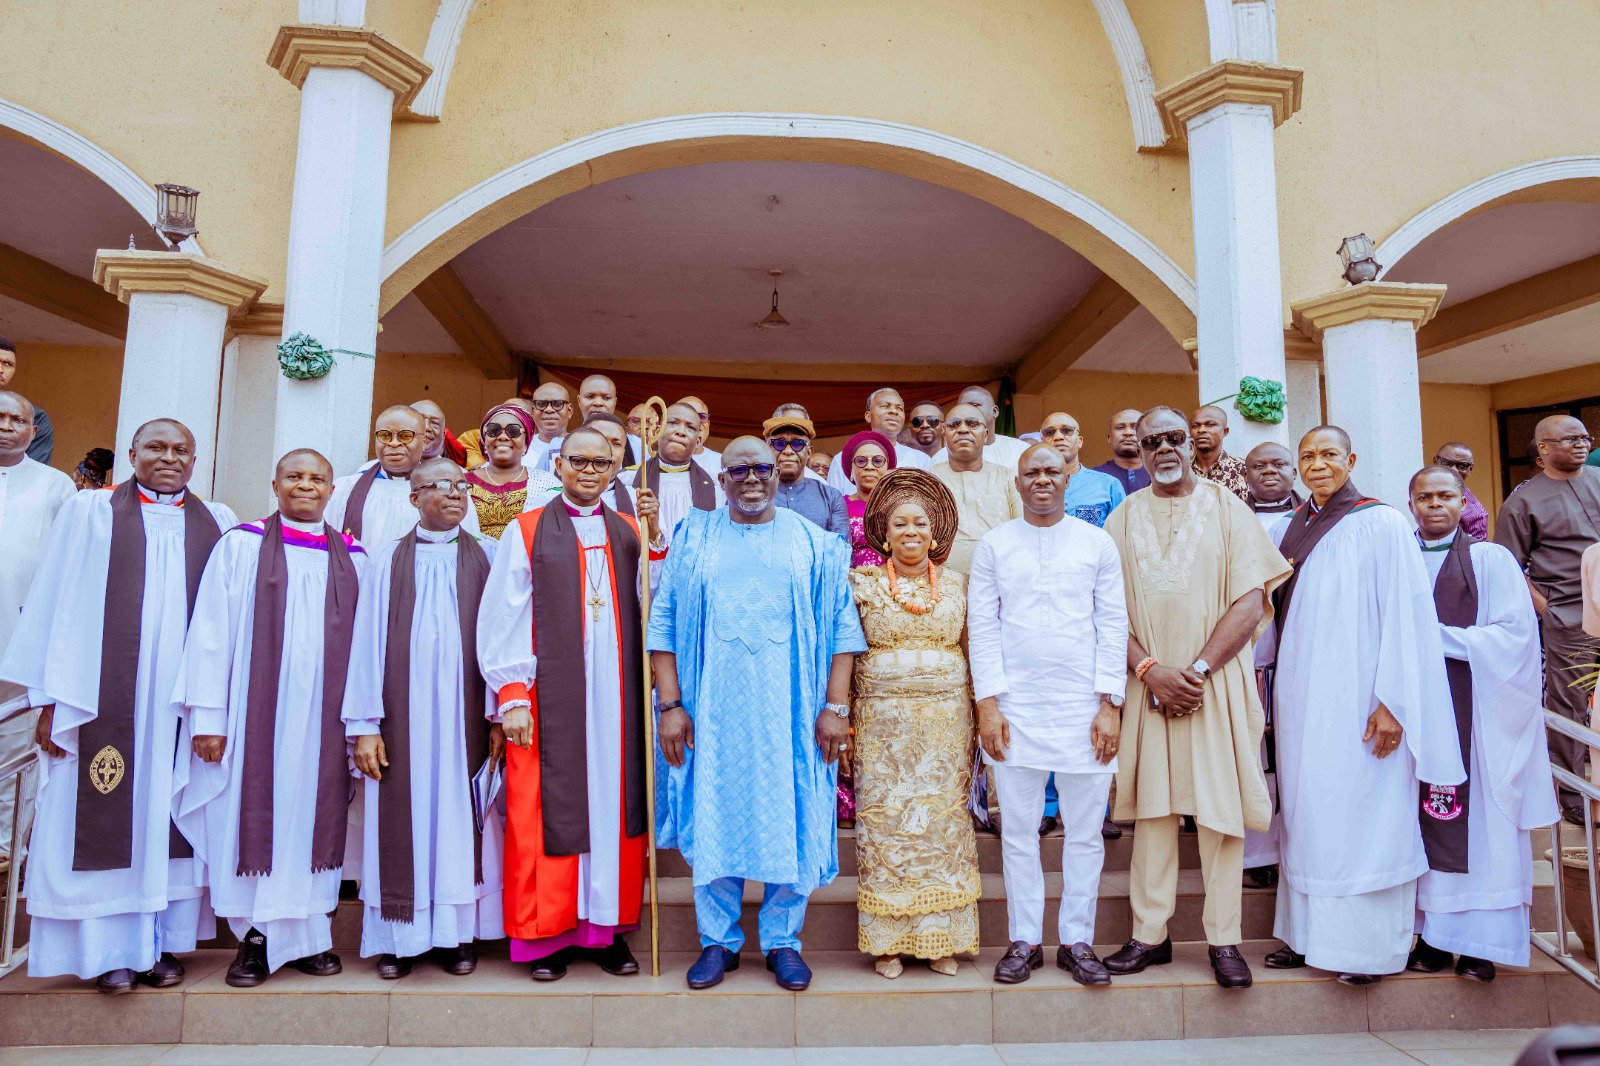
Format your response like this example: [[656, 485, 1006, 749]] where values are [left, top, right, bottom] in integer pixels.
[[1543, 617, 1599, 806]]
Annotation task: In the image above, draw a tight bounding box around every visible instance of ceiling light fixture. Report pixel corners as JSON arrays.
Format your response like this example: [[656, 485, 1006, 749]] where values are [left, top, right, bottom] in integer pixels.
[[758, 269, 789, 329]]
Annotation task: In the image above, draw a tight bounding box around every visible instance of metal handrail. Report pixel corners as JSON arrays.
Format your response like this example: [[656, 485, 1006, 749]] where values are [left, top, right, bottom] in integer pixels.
[[0, 709, 34, 980], [1533, 709, 1600, 992]]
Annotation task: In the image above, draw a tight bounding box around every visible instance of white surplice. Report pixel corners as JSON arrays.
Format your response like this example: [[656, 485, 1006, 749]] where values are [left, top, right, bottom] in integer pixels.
[[478, 499, 625, 930], [327, 469, 482, 549], [1416, 533, 1559, 966], [170, 516, 368, 973], [620, 467, 696, 547], [343, 524, 505, 958], [1260, 504, 1465, 974], [2, 488, 235, 977], [1244, 507, 1294, 868]]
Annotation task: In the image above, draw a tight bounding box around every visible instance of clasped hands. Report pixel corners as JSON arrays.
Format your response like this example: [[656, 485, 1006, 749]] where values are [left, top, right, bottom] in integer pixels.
[[1143, 663, 1204, 718]]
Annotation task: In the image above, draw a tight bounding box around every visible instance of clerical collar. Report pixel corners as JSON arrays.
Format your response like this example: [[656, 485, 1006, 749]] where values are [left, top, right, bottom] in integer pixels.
[[1418, 529, 1458, 551], [1252, 496, 1295, 512], [281, 515, 324, 533], [416, 524, 458, 543], [562, 494, 603, 517], [136, 483, 186, 505], [657, 460, 692, 474]]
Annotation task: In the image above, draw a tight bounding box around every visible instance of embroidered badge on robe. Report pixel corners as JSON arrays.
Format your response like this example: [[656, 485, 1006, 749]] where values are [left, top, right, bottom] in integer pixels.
[[89, 745, 125, 794]]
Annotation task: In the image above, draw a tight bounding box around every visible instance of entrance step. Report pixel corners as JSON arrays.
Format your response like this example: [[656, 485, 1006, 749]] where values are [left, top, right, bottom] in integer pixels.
[[3, 941, 1596, 1049]]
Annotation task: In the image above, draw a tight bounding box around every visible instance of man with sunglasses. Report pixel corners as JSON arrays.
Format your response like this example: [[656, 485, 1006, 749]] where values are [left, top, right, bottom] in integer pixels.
[[932, 402, 1021, 574], [1042, 411, 1125, 529], [522, 382, 574, 475], [1494, 414, 1600, 825], [931, 385, 1029, 470], [1431, 443, 1487, 540], [329, 406, 482, 546], [650, 437, 866, 992], [826, 387, 930, 494], [766, 414, 849, 536], [904, 400, 946, 459]]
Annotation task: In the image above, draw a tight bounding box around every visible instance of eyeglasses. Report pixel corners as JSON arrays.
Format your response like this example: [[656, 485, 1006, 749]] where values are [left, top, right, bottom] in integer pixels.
[[724, 463, 775, 482], [768, 438, 810, 453], [945, 417, 983, 431], [1040, 425, 1079, 439], [1541, 435, 1594, 448], [532, 399, 569, 412], [1434, 457, 1473, 473], [375, 429, 417, 445], [852, 454, 889, 469], [560, 455, 614, 473], [483, 422, 524, 440], [696, 412, 710, 424], [418, 479, 470, 495], [627, 417, 642, 429], [908, 416, 942, 429], [1139, 429, 1189, 452]]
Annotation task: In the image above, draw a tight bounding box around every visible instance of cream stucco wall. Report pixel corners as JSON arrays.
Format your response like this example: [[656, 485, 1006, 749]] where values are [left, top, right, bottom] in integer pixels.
[[11, 343, 123, 476]]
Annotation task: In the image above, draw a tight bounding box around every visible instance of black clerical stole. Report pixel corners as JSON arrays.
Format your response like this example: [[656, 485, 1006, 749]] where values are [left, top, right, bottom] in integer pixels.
[[1420, 530, 1478, 874]]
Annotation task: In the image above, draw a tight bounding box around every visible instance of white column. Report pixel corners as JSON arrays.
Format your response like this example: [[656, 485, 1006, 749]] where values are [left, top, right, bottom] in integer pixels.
[[1283, 357, 1322, 454], [216, 331, 283, 520], [1156, 61, 1303, 456], [93, 251, 268, 497], [1292, 282, 1447, 512], [267, 25, 430, 476]]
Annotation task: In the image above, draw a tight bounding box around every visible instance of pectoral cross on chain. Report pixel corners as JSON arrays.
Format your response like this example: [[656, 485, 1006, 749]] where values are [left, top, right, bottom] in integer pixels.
[[587, 589, 605, 622]]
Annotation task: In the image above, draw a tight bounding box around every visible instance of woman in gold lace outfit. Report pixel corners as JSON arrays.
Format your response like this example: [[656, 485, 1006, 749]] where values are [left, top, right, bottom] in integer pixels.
[[466, 402, 559, 538], [850, 468, 981, 978]]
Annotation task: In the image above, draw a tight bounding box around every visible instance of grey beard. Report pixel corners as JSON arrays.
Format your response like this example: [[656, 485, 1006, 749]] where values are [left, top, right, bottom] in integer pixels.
[[1153, 465, 1186, 485], [730, 496, 771, 516]]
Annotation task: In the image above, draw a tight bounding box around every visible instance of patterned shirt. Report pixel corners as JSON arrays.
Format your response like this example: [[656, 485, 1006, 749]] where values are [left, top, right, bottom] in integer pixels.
[[1194, 451, 1249, 502]]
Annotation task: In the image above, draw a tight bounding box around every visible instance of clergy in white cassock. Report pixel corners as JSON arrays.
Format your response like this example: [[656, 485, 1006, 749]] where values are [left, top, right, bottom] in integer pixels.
[[479, 427, 651, 982], [620, 402, 717, 554], [344, 458, 505, 979], [968, 444, 1128, 988], [1, 419, 235, 992], [0, 391, 74, 859], [171, 449, 366, 985], [1404, 466, 1557, 982], [1258, 427, 1464, 984], [575, 412, 659, 530], [328, 405, 482, 547]]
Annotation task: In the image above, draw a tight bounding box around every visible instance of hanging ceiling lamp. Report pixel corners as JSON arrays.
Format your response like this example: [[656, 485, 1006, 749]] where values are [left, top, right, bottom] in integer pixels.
[[757, 269, 790, 329]]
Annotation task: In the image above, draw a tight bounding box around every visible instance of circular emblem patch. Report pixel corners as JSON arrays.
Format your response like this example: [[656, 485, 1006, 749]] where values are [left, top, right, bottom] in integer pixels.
[[89, 745, 125, 795]]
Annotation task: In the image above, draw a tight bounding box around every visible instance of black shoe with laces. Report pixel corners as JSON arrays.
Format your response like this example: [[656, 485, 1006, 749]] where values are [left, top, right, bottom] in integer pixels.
[[289, 951, 342, 977], [140, 952, 184, 988], [1101, 817, 1123, 840], [1264, 944, 1306, 969], [225, 928, 269, 987], [993, 940, 1043, 984], [1038, 814, 1058, 836], [592, 936, 640, 976], [437, 944, 477, 975], [376, 953, 412, 980], [1406, 937, 1453, 973], [530, 947, 573, 982]]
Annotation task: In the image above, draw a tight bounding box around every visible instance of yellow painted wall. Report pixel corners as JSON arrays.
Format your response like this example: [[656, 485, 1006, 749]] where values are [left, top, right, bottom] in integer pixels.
[[9, 343, 122, 476], [372, 351, 514, 443], [1420, 382, 1497, 518], [1019, 369, 1201, 469], [1492, 364, 1600, 412]]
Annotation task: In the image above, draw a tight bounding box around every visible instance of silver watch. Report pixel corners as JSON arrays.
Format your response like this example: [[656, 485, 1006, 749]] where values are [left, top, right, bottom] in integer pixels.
[[1191, 659, 1212, 680], [1100, 693, 1124, 709], [824, 701, 851, 720]]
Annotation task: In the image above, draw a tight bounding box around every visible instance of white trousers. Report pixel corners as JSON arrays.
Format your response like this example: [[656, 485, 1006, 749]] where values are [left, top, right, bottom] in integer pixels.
[[994, 764, 1111, 946]]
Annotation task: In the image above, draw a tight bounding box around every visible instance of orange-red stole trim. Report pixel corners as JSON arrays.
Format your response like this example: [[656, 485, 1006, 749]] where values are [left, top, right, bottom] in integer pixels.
[[501, 505, 646, 940]]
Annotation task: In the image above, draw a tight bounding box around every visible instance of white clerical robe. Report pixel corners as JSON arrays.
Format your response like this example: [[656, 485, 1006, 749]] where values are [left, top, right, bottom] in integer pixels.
[[478, 500, 626, 932], [327, 469, 482, 548], [171, 516, 368, 973], [826, 441, 932, 494], [344, 525, 505, 958], [620, 467, 696, 547], [967, 516, 1128, 772], [0, 457, 75, 856], [1416, 532, 1559, 966], [2, 488, 235, 977], [1261, 504, 1465, 974], [1244, 505, 1296, 867]]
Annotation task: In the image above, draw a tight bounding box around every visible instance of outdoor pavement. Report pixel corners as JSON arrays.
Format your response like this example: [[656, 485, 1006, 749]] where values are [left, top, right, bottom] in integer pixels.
[[0, 1030, 1551, 1065]]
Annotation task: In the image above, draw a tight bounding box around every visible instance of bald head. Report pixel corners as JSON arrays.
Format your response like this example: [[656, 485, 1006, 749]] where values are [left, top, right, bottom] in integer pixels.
[[1533, 414, 1592, 474], [374, 404, 428, 476], [132, 417, 195, 450], [1189, 405, 1229, 459], [130, 418, 198, 493], [411, 399, 447, 459], [409, 455, 464, 489], [275, 447, 333, 480], [0, 391, 35, 462], [1244, 441, 1295, 504]]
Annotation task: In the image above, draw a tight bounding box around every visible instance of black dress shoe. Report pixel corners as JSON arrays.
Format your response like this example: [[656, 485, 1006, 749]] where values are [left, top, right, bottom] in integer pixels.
[[1244, 864, 1279, 889], [376, 953, 412, 980], [1209, 945, 1253, 988], [1406, 937, 1453, 973], [530, 947, 572, 982], [1104, 936, 1172, 974], [1058, 942, 1111, 986], [993, 940, 1043, 984], [437, 944, 477, 975], [1101, 818, 1123, 840], [1264, 944, 1306, 969], [593, 936, 640, 976], [1455, 954, 1496, 982], [1038, 814, 1058, 836], [290, 951, 342, 977], [1180, 815, 1198, 834], [686, 945, 738, 989], [1336, 972, 1383, 986], [140, 952, 184, 988], [1563, 803, 1587, 827], [225, 928, 269, 987], [96, 968, 138, 994]]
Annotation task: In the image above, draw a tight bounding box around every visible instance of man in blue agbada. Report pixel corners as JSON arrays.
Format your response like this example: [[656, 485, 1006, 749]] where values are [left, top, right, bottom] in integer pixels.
[[648, 436, 865, 992]]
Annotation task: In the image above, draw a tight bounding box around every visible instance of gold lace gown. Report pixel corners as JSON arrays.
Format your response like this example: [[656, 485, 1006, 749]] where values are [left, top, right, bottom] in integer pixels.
[[849, 564, 981, 959]]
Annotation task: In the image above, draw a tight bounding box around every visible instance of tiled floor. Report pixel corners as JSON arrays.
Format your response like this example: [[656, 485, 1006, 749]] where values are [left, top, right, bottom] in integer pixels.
[[0, 1031, 1549, 1066]]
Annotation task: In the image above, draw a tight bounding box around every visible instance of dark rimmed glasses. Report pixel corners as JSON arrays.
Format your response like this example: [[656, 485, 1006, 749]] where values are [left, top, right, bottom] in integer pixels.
[[767, 438, 810, 453], [852, 453, 889, 470], [375, 429, 417, 445], [1434, 456, 1473, 473], [532, 398, 570, 412], [1040, 424, 1079, 439], [1139, 429, 1188, 452], [561, 455, 614, 473], [944, 416, 983, 431], [1541, 434, 1594, 449], [724, 463, 776, 482], [418, 478, 470, 495]]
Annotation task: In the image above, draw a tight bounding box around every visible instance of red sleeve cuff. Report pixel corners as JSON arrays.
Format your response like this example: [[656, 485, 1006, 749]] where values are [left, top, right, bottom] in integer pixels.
[[498, 682, 531, 706]]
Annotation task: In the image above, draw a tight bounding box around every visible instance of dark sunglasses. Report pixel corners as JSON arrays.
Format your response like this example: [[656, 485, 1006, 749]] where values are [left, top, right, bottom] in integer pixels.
[[561, 455, 614, 473], [945, 417, 983, 430], [1139, 429, 1189, 452], [532, 398, 569, 412], [767, 438, 809, 453], [418, 479, 470, 495], [909, 416, 942, 429], [483, 422, 524, 440], [1434, 458, 1473, 473], [1040, 425, 1079, 439], [724, 463, 776, 482]]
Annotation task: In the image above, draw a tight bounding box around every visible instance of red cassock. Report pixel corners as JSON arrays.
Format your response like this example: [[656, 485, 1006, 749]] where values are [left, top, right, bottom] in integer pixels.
[[498, 505, 647, 943]]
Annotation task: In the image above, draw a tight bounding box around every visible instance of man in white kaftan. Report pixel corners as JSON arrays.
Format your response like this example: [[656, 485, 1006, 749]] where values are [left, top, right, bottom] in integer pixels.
[[345, 458, 504, 978], [1259, 428, 1464, 983], [968, 443, 1128, 986], [1406, 466, 1557, 980], [172, 450, 367, 983], [328, 405, 483, 547], [1, 420, 234, 990]]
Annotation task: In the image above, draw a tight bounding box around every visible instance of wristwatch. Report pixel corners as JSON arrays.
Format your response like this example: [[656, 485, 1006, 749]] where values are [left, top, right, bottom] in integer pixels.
[[1190, 659, 1212, 680], [1099, 693, 1125, 709], [824, 701, 851, 720]]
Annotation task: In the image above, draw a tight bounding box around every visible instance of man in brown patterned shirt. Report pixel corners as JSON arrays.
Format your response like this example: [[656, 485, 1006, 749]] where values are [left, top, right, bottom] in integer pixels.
[[1190, 406, 1249, 502]]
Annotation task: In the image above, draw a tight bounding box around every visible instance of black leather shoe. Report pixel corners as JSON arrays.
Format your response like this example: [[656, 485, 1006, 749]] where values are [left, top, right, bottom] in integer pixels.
[[593, 936, 640, 976], [1407, 937, 1452, 973], [1456, 954, 1496, 982], [96, 968, 138, 994], [766, 947, 812, 991], [1209, 944, 1253, 988], [1038, 814, 1058, 836], [1336, 972, 1383, 986], [530, 948, 572, 982], [1244, 864, 1279, 889], [1058, 942, 1110, 986], [993, 940, 1043, 984], [290, 951, 342, 977], [140, 952, 184, 988], [1180, 815, 1198, 834], [225, 928, 269, 987], [1104, 936, 1172, 974], [1563, 803, 1587, 827], [686, 945, 739, 989], [1264, 944, 1306, 969], [437, 944, 477, 975], [376, 953, 412, 980], [1101, 817, 1123, 840]]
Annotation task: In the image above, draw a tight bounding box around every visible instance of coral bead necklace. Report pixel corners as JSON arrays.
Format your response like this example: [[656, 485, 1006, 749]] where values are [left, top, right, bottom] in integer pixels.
[[885, 556, 939, 615]]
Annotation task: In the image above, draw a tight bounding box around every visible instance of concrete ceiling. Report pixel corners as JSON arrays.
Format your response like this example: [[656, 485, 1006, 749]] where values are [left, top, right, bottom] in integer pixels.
[[1386, 201, 1600, 307], [436, 161, 1104, 368], [1073, 305, 1191, 374], [1420, 299, 1600, 385], [380, 292, 461, 354], [0, 291, 120, 346]]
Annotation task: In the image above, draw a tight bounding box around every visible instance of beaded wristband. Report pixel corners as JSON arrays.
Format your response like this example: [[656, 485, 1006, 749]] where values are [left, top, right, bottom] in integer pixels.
[[1134, 656, 1158, 681]]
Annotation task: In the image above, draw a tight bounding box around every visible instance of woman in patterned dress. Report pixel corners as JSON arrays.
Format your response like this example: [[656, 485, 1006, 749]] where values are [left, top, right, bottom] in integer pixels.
[[843, 430, 896, 569], [850, 468, 981, 978], [466, 402, 558, 538]]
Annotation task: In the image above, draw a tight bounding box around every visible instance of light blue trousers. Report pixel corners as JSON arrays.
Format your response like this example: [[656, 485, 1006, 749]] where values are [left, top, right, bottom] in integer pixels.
[[693, 877, 810, 954]]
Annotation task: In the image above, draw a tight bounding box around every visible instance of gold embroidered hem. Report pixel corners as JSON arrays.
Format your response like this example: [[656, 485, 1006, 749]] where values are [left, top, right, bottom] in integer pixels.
[[858, 906, 980, 958]]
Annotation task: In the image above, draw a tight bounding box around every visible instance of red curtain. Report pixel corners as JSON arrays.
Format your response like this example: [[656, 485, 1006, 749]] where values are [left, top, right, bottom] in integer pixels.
[[538, 365, 969, 439]]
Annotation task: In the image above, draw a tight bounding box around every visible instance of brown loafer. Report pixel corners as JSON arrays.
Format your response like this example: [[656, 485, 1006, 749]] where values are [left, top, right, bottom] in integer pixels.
[[1104, 936, 1172, 974], [993, 940, 1043, 984], [1209, 944, 1253, 988]]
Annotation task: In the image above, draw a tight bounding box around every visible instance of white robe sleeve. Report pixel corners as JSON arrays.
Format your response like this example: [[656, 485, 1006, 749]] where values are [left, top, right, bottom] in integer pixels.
[[1090, 530, 1130, 700], [966, 530, 1008, 702], [324, 475, 356, 536], [170, 532, 253, 740], [477, 523, 535, 720], [342, 540, 394, 739]]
